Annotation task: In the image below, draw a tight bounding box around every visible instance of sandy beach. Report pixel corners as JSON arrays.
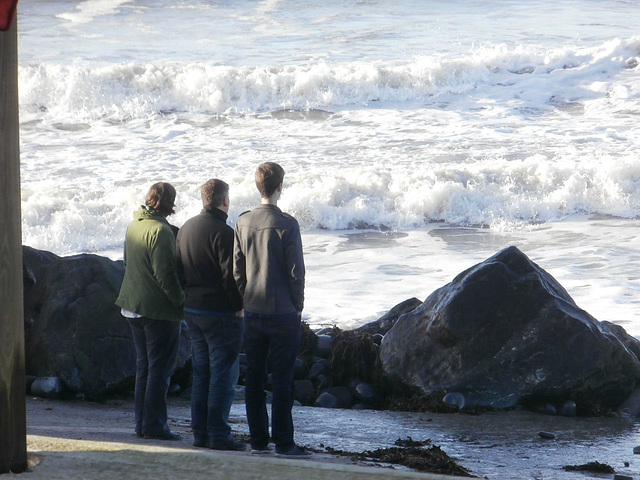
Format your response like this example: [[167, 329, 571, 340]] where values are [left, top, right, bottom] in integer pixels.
[[24, 393, 640, 479]]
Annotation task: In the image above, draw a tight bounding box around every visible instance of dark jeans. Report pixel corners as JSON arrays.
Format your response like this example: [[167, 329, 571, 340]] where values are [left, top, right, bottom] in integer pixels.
[[128, 317, 181, 436], [244, 312, 301, 450], [186, 312, 244, 442]]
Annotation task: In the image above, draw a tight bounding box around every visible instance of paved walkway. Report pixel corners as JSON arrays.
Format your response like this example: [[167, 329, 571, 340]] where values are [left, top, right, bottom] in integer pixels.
[[26, 435, 467, 480]]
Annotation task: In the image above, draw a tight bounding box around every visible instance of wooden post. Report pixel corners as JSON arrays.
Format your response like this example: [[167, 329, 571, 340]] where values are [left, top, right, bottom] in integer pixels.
[[0, 17, 27, 475]]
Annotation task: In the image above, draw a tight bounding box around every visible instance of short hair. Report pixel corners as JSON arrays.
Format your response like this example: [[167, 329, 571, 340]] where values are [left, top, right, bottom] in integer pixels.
[[255, 162, 285, 198], [145, 182, 176, 216], [201, 178, 229, 208]]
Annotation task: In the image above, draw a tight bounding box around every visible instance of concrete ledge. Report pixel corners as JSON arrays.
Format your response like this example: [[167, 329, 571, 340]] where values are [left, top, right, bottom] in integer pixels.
[[26, 435, 468, 480]]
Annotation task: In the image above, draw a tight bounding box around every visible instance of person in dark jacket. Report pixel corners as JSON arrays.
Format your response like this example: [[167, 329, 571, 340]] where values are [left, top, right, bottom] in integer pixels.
[[175, 179, 245, 451], [116, 182, 184, 441], [233, 162, 310, 458]]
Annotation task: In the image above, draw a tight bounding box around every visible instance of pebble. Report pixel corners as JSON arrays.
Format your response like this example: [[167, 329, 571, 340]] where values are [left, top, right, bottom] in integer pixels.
[[293, 358, 307, 379], [308, 360, 327, 379], [30, 377, 64, 399], [634, 445, 640, 454], [293, 379, 314, 403], [538, 431, 556, 440], [559, 400, 577, 417], [536, 403, 557, 416], [443, 392, 466, 410]]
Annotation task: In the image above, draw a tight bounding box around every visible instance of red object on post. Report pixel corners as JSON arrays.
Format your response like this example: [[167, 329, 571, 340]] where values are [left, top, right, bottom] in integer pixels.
[[0, 0, 19, 31]]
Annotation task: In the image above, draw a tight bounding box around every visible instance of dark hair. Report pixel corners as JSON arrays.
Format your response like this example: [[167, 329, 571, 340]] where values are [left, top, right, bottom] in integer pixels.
[[201, 179, 229, 208], [145, 182, 176, 216], [255, 162, 285, 198]]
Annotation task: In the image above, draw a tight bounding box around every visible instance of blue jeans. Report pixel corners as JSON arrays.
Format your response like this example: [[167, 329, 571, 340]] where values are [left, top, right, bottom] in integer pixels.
[[244, 312, 301, 450], [186, 312, 244, 442], [128, 317, 181, 436]]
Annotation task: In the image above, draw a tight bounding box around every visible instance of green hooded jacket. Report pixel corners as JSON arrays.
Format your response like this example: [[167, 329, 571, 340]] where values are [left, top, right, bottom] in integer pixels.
[[115, 205, 185, 321]]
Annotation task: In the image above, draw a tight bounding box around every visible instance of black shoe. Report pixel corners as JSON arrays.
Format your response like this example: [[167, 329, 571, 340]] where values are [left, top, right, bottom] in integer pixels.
[[250, 445, 273, 455], [143, 431, 182, 441], [208, 437, 246, 451], [275, 445, 312, 458], [193, 437, 208, 448]]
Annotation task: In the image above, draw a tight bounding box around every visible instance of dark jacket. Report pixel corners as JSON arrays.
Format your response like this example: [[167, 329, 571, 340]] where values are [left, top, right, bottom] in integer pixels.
[[233, 204, 304, 315], [175, 206, 243, 312], [115, 205, 185, 321]]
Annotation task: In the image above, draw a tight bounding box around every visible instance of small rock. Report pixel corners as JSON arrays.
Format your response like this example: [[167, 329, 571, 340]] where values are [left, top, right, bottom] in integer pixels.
[[31, 377, 64, 399], [536, 403, 557, 415], [538, 431, 556, 440], [614, 475, 632, 480], [633, 445, 640, 454], [314, 374, 331, 389], [314, 386, 353, 409], [25, 375, 38, 395], [168, 383, 181, 396], [372, 334, 384, 346], [317, 335, 334, 358], [314, 391, 339, 409], [559, 400, 577, 417], [308, 360, 327, 379], [443, 392, 466, 410], [75, 392, 86, 401], [293, 379, 314, 404], [351, 403, 371, 410], [293, 358, 307, 379], [353, 382, 380, 405]]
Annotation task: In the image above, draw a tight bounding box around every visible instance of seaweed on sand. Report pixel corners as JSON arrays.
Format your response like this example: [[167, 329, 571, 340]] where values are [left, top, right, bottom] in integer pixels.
[[322, 443, 474, 477], [563, 461, 615, 473]]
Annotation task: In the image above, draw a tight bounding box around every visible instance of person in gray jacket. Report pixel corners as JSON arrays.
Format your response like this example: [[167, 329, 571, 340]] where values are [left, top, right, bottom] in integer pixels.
[[233, 162, 310, 458]]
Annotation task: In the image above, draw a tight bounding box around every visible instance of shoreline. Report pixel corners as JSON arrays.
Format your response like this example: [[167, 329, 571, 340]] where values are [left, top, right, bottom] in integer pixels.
[[26, 395, 640, 479]]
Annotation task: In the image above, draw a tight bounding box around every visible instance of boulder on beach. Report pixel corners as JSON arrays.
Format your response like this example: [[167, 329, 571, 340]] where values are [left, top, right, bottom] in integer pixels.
[[23, 246, 190, 398], [380, 246, 640, 411]]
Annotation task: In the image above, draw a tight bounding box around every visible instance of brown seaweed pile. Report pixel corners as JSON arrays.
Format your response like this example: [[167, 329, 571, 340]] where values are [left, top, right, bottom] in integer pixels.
[[563, 461, 615, 473], [321, 437, 474, 477]]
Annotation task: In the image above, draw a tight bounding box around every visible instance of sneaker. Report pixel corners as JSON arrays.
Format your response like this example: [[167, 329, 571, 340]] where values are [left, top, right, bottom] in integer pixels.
[[208, 437, 247, 451], [250, 445, 273, 455], [275, 445, 313, 458], [143, 431, 182, 441]]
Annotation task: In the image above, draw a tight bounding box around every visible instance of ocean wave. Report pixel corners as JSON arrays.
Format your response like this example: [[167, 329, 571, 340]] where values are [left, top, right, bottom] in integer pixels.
[[21, 152, 640, 255], [19, 36, 640, 121]]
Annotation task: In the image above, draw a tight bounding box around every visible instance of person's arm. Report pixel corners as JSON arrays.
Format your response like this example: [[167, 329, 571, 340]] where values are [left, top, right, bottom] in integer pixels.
[[233, 226, 247, 299], [150, 227, 185, 308], [284, 220, 305, 313], [217, 227, 243, 312]]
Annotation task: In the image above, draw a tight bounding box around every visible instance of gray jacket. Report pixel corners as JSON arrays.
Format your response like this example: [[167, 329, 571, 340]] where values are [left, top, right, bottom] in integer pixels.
[[233, 204, 305, 314]]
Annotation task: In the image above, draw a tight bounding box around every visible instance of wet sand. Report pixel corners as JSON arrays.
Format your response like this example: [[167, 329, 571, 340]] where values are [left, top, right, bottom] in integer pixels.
[[25, 395, 640, 479]]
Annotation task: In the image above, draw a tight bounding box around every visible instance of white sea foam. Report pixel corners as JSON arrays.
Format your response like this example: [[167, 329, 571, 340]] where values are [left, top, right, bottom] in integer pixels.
[[56, 0, 134, 25], [18, 37, 640, 119], [17, 0, 640, 334]]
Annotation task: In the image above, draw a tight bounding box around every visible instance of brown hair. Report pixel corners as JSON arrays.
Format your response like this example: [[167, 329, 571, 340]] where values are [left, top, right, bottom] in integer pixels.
[[255, 162, 285, 199], [145, 182, 177, 216], [201, 179, 229, 208]]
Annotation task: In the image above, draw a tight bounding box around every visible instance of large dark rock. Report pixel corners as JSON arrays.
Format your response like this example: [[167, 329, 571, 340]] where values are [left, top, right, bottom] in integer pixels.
[[23, 246, 190, 398], [356, 297, 422, 335], [380, 246, 640, 410]]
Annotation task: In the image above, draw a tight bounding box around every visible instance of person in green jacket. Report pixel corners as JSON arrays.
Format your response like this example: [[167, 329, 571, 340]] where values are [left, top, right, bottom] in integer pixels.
[[116, 182, 185, 441]]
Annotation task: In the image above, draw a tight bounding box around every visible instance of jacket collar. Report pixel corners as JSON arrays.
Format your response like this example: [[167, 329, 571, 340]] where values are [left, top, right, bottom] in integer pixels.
[[202, 205, 229, 222]]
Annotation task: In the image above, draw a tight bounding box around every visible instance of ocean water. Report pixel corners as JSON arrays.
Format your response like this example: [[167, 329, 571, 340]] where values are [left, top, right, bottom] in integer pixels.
[[16, 0, 640, 336]]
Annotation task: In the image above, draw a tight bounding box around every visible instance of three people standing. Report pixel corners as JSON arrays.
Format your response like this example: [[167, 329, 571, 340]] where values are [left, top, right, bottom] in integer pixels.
[[117, 163, 309, 457]]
